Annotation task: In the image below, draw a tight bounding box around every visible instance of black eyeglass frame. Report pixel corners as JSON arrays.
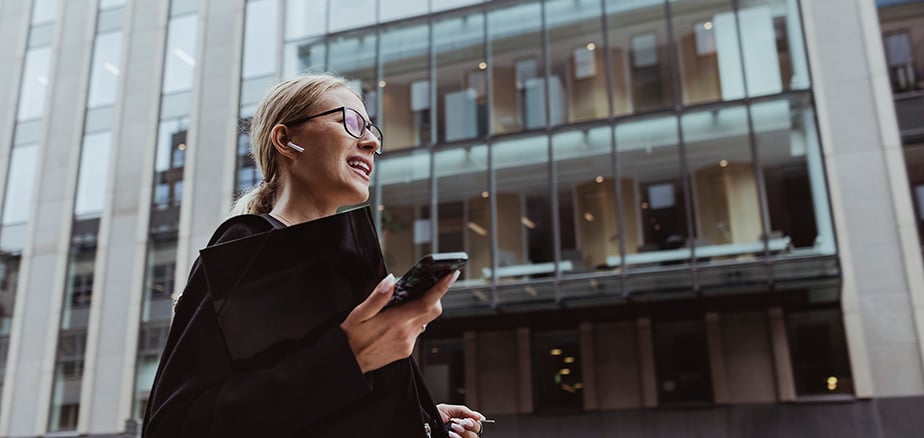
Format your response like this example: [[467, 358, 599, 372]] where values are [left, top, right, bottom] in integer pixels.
[[282, 106, 384, 154]]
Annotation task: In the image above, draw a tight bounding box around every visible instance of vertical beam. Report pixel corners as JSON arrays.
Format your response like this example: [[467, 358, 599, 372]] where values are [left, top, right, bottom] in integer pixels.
[[579, 322, 598, 410], [705, 312, 730, 404], [464, 331, 478, 408], [516, 327, 533, 413], [768, 307, 796, 401], [636, 317, 657, 407]]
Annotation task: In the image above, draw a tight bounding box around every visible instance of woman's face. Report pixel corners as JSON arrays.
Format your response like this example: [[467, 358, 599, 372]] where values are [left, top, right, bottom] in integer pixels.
[[284, 86, 380, 209]]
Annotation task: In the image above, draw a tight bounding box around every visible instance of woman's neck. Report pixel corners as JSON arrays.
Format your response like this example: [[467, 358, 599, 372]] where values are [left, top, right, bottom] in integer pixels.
[[269, 179, 338, 225]]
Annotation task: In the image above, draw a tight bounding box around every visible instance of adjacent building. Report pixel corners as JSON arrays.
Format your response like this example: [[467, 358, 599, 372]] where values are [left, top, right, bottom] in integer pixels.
[[0, 0, 922, 436]]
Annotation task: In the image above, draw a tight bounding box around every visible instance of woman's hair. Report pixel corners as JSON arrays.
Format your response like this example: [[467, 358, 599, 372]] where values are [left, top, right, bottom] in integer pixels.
[[229, 72, 360, 216]]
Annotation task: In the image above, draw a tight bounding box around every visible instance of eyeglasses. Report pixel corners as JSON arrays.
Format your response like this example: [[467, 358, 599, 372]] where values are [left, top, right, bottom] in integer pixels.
[[282, 106, 384, 154]]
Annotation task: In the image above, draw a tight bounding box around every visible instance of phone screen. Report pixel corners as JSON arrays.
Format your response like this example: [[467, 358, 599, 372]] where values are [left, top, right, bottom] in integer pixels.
[[386, 253, 468, 308]]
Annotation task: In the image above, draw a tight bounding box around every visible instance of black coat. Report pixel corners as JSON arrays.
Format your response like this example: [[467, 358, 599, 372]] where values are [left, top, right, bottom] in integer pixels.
[[142, 213, 448, 437]]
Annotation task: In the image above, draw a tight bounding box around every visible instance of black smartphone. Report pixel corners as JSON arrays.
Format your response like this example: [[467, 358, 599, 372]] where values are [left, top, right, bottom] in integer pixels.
[[385, 252, 468, 308]]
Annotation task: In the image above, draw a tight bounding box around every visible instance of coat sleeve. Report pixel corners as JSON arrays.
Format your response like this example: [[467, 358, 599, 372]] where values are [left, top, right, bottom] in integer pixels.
[[142, 221, 374, 437]]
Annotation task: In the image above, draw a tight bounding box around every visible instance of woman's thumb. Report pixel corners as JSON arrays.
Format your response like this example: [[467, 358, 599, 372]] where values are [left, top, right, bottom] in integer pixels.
[[350, 273, 396, 321]]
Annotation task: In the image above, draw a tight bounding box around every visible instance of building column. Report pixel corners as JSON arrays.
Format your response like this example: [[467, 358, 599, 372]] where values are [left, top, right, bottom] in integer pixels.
[[516, 327, 533, 413], [579, 322, 598, 410], [768, 308, 796, 401], [636, 317, 658, 407], [705, 312, 730, 404], [464, 331, 478, 409]]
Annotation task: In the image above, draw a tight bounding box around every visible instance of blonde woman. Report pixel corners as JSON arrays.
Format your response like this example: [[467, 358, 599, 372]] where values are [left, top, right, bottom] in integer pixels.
[[143, 73, 485, 438]]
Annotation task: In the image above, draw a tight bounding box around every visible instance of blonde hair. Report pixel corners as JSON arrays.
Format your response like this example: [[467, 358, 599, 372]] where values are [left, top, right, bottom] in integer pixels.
[[230, 73, 360, 216]]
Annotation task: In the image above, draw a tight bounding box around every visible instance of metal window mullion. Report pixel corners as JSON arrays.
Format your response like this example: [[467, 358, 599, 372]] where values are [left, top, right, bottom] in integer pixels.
[[481, 6, 499, 306], [429, 14, 439, 251], [663, 0, 698, 291]]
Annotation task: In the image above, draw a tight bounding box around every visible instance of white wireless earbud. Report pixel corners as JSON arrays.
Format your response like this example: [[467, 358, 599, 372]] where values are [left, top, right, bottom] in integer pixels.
[[286, 141, 305, 152]]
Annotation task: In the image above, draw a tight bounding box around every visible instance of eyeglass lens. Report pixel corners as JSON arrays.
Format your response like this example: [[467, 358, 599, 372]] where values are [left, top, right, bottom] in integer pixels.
[[344, 108, 383, 144]]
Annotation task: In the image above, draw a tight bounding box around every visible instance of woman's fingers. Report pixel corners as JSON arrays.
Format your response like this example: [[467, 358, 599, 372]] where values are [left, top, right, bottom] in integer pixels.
[[344, 274, 395, 323]]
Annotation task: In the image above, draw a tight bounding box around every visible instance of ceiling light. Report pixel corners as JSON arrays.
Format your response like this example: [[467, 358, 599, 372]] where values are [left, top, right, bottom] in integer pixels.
[[550, 348, 562, 356], [586, 42, 596, 51]]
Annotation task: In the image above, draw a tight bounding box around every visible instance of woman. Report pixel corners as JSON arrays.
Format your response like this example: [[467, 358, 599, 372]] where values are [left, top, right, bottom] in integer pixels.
[[143, 73, 486, 437]]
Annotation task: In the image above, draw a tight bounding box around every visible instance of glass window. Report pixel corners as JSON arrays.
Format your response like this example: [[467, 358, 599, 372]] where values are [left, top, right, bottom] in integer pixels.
[[0, 255, 22, 336], [377, 150, 432, 276], [170, 0, 197, 17], [786, 308, 854, 396], [327, 32, 378, 120], [653, 318, 713, 404], [420, 337, 467, 406], [243, 0, 278, 80], [435, 144, 489, 287], [162, 14, 198, 94], [491, 134, 554, 283], [545, 0, 608, 125], [487, 1, 544, 135], [615, 115, 689, 269], [381, 22, 431, 151], [87, 32, 123, 108], [284, 38, 326, 79], [285, 0, 327, 40], [753, 96, 833, 253], [329, 0, 375, 33], [100, 0, 126, 9], [553, 126, 619, 274], [380, 0, 428, 22], [153, 118, 188, 209], [48, 244, 96, 432], [17, 47, 52, 121], [31, 0, 58, 24], [737, 0, 811, 94], [605, 0, 676, 116], [434, 11, 487, 143], [74, 132, 112, 219], [133, 239, 177, 418], [532, 329, 583, 412], [682, 105, 764, 262], [433, 0, 481, 12], [670, 0, 742, 105], [2, 145, 39, 225]]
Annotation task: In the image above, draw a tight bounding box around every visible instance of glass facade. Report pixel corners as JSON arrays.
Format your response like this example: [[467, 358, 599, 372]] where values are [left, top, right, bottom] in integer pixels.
[[132, 0, 198, 419]]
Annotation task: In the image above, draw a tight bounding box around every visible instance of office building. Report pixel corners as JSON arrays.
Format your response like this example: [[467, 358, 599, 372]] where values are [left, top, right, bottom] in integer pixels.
[[0, 0, 922, 436]]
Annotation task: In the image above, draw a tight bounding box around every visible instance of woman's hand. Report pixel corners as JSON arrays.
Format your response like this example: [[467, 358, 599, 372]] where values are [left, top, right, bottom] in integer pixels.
[[340, 271, 459, 373], [438, 404, 486, 438]]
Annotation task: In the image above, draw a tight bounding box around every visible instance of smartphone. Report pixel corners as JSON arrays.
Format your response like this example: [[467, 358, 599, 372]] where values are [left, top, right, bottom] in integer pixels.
[[385, 252, 468, 308]]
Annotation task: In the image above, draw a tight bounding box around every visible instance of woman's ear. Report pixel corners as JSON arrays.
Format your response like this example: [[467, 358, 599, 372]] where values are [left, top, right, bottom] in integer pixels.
[[270, 124, 299, 160]]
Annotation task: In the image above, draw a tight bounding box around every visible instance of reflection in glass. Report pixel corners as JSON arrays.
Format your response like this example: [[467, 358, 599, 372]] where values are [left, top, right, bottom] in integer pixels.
[[133, 240, 177, 419], [753, 97, 832, 253], [242, 0, 278, 80], [380, 0, 428, 22], [532, 330, 583, 412], [421, 338, 466, 406], [17, 47, 52, 121], [553, 126, 620, 273], [328, 32, 378, 122], [546, 0, 608, 124], [74, 132, 112, 219], [492, 135, 554, 282], [87, 32, 122, 108], [434, 12, 486, 143], [735, 0, 811, 94], [48, 242, 96, 432], [153, 118, 188, 209], [488, 1, 544, 135], [284, 39, 326, 80], [670, 0, 739, 105], [286, 0, 327, 40], [605, 0, 676, 115], [682, 105, 764, 261], [615, 115, 688, 268], [653, 318, 713, 404], [786, 308, 854, 396], [31, 0, 58, 24], [381, 22, 431, 150], [377, 151, 432, 276], [0, 254, 19, 409], [2, 145, 39, 225], [330, 0, 375, 33], [162, 14, 198, 94], [435, 145, 489, 287]]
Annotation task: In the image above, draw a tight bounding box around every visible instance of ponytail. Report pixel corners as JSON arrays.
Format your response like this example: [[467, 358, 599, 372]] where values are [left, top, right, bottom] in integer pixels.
[[229, 179, 278, 216]]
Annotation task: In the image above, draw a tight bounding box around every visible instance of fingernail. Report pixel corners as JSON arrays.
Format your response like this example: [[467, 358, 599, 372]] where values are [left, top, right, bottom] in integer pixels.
[[377, 273, 395, 294], [450, 270, 461, 282]]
